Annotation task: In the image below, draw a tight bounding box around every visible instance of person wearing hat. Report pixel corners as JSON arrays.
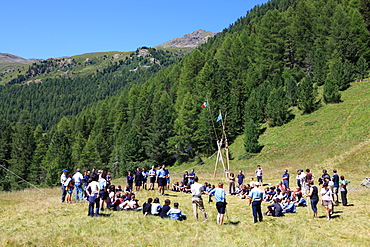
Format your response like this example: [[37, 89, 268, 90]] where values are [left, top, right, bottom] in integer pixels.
[[73, 168, 84, 201], [60, 169, 68, 203], [249, 182, 263, 223]]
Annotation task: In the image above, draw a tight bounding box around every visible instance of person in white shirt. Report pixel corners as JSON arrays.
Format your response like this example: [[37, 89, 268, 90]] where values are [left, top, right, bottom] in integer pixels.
[[86, 174, 100, 217], [60, 169, 68, 203], [73, 168, 84, 201], [190, 176, 207, 221], [321, 182, 334, 220]]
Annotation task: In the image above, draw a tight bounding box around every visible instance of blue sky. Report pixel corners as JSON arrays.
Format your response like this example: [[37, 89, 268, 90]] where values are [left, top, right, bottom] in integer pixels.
[[1, 0, 268, 59]]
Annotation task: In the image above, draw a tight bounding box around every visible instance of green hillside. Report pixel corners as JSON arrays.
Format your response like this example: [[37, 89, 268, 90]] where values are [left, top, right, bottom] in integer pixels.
[[221, 79, 370, 178], [0, 48, 184, 129]]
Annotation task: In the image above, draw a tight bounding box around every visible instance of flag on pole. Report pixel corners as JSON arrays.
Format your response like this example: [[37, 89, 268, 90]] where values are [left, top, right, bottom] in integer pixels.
[[216, 113, 222, 122], [201, 102, 208, 108]]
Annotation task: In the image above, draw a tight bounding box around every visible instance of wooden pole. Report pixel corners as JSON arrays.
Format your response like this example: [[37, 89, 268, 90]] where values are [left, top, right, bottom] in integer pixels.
[[220, 111, 230, 173], [213, 140, 220, 178]]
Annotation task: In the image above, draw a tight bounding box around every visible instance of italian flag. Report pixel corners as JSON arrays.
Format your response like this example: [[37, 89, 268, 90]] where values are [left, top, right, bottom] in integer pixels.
[[201, 102, 208, 108]]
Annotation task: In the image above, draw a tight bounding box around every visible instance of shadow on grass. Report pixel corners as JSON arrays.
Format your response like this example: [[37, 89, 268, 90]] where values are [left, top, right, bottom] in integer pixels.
[[97, 213, 112, 217], [163, 194, 178, 197], [225, 221, 241, 225]]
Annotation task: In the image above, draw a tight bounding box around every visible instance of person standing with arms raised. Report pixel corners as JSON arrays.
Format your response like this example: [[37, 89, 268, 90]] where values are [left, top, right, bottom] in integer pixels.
[[191, 176, 208, 221]]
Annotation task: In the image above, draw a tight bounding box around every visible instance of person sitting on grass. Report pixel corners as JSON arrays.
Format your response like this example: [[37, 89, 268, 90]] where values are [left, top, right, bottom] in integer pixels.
[[277, 189, 289, 204], [151, 197, 162, 216], [116, 185, 123, 192], [237, 185, 250, 199], [124, 184, 132, 193], [265, 198, 284, 217], [264, 187, 276, 202], [167, 202, 187, 221], [172, 182, 180, 192], [118, 194, 141, 211], [160, 199, 171, 218], [282, 198, 296, 213], [143, 198, 153, 216], [293, 191, 307, 207], [113, 195, 126, 211], [178, 182, 186, 192]]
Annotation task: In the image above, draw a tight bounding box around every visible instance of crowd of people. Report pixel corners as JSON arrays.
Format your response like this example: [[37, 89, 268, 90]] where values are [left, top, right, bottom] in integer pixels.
[[60, 164, 350, 223]]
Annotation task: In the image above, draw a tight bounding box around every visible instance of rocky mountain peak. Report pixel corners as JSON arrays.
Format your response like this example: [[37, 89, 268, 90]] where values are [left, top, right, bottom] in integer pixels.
[[155, 29, 217, 49]]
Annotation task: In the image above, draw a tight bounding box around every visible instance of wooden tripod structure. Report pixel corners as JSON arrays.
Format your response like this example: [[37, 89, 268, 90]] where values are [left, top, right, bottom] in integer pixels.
[[203, 97, 230, 179], [213, 111, 230, 178]]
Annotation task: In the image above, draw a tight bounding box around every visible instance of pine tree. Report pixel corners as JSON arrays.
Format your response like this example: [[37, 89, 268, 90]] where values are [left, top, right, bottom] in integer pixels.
[[30, 125, 48, 185], [71, 132, 87, 167], [355, 55, 369, 81], [8, 112, 36, 189], [359, 0, 370, 31], [323, 75, 341, 104], [79, 135, 101, 169], [44, 131, 73, 186], [243, 119, 260, 154], [285, 76, 298, 107], [0, 118, 13, 191], [312, 47, 327, 86], [145, 91, 174, 165], [297, 76, 318, 114], [121, 127, 146, 164], [266, 87, 289, 127], [329, 55, 354, 91], [169, 92, 199, 160]]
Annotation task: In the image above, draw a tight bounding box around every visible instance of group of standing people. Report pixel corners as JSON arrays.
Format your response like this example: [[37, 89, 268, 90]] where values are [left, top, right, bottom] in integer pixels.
[[127, 165, 170, 195], [60, 168, 112, 216]]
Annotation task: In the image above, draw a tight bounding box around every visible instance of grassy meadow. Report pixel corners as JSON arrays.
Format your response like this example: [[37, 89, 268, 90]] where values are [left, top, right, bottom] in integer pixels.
[[1, 79, 370, 246]]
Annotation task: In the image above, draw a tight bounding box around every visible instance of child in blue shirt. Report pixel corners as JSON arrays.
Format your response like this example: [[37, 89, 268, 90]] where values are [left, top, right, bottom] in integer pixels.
[[282, 198, 296, 213], [167, 202, 187, 221]]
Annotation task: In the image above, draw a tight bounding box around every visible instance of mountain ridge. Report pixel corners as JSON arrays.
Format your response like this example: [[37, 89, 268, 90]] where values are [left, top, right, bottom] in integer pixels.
[[155, 29, 217, 49]]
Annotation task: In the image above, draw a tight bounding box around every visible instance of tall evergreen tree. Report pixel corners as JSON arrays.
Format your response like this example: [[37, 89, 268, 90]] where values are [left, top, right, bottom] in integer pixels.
[[266, 87, 290, 127], [359, 0, 370, 31], [0, 118, 13, 191], [145, 91, 174, 164], [297, 76, 318, 114], [79, 135, 101, 169], [355, 55, 369, 81], [312, 47, 327, 86], [44, 131, 73, 186], [30, 125, 48, 185], [323, 75, 341, 104], [285, 76, 298, 107], [243, 119, 260, 154], [329, 55, 354, 91], [169, 92, 199, 160], [8, 112, 36, 189]]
